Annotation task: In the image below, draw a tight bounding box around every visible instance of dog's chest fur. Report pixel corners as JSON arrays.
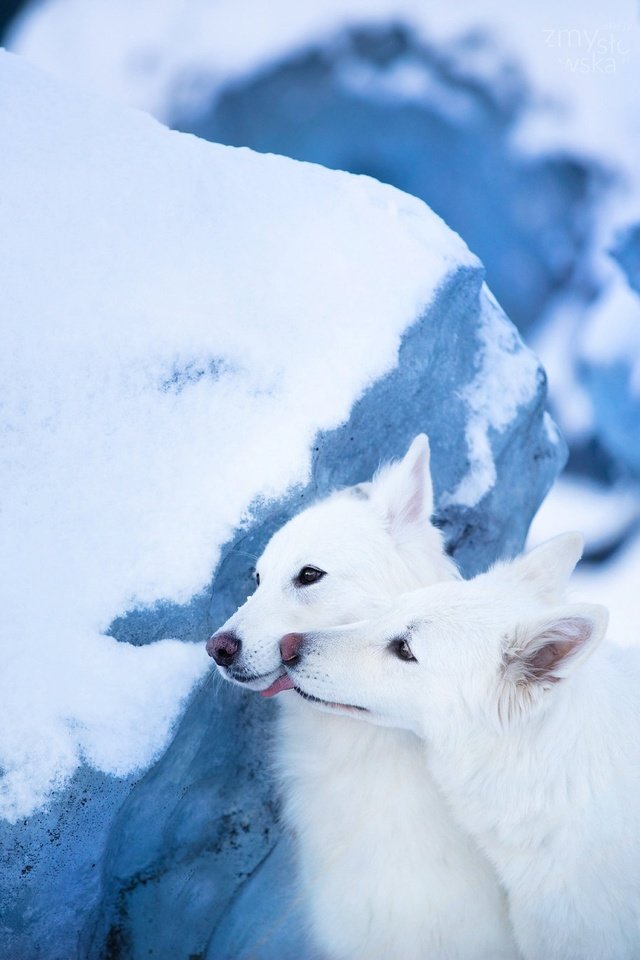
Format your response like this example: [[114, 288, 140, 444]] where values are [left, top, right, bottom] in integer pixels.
[[275, 697, 517, 960]]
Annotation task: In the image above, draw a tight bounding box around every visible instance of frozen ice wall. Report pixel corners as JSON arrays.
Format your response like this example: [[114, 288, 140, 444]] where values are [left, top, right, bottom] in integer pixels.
[[0, 50, 563, 959]]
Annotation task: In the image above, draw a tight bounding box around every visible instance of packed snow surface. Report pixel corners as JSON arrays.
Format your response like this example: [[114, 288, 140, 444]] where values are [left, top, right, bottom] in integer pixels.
[[0, 51, 486, 820]]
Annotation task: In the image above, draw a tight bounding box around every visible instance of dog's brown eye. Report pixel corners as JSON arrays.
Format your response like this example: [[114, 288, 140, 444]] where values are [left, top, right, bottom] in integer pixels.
[[254, 570, 260, 586], [295, 565, 326, 587], [389, 638, 416, 662]]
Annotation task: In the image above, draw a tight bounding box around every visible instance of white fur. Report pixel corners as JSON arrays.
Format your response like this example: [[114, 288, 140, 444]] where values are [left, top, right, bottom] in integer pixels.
[[214, 436, 518, 959], [290, 534, 640, 959]]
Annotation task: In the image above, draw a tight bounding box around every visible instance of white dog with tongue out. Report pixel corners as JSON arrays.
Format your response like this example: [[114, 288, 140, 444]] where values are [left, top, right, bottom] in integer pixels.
[[280, 534, 640, 960], [208, 436, 518, 960]]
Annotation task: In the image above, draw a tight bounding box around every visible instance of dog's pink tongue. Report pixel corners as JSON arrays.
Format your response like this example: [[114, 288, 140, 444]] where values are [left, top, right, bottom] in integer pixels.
[[260, 674, 295, 698]]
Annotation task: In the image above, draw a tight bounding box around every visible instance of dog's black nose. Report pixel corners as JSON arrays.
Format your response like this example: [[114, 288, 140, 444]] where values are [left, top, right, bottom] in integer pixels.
[[207, 631, 241, 667], [280, 632, 304, 664]]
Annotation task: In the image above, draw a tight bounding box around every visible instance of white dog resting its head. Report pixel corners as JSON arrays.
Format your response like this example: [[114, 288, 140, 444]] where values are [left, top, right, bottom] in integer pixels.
[[207, 434, 457, 691], [271, 532, 603, 728], [278, 534, 640, 960], [207, 436, 518, 960]]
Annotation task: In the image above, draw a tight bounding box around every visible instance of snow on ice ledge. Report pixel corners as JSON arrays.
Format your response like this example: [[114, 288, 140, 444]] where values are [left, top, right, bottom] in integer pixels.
[[0, 51, 563, 959]]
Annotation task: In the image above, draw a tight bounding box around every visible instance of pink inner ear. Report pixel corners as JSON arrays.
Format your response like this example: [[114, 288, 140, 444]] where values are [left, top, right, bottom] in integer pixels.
[[403, 483, 424, 524], [386, 457, 425, 529], [527, 617, 592, 681], [528, 641, 573, 681], [402, 452, 429, 523]]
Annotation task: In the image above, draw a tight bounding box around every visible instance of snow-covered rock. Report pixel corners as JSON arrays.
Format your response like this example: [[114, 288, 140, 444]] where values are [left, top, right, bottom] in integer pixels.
[[0, 50, 563, 959], [10, 0, 640, 500], [7, 2, 613, 335], [183, 24, 601, 336]]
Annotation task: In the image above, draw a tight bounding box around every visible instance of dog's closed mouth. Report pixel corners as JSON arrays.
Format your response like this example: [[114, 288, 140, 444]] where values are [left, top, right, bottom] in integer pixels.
[[293, 686, 368, 713]]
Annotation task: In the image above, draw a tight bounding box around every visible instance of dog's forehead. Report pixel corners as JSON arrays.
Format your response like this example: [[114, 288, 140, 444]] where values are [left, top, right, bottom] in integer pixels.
[[380, 583, 459, 633], [259, 492, 378, 571], [383, 580, 508, 642], [379, 607, 427, 639]]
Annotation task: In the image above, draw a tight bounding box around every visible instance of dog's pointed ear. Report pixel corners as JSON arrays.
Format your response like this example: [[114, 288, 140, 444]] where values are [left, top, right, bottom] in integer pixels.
[[510, 532, 584, 602], [501, 602, 608, 704], [370, 435, 434, 541]]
